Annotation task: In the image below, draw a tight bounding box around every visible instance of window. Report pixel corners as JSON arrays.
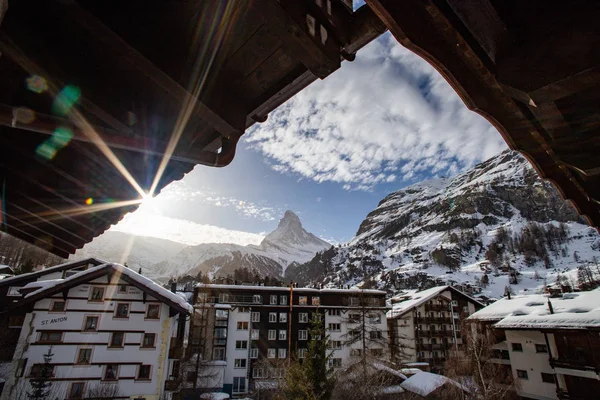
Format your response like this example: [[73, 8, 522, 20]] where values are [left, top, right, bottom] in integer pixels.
[[298, 348, 307, 358], [114, 303, 129, 318], [118, 284, 127, 294], [279, 330, 287, 340], [329, 309, 341, 316], [250, 348, 258, 359], [369, 314, 381, 324], [83, 316, 99, 332], [103, 364, 118, 380], [89, 287, 104, 302], [535, 344, 548, 353], [234, 359, 247, 369], [349, 297, 360, 306], [219, 293, 229, 303], [278, 348, 287, 358], [328, 323, 341, 332], [39, 332, 62, 343], [237, 321, 249, 330], [171, 360, 180, 378], [109, 332, 124, 347], [213, 348, 226, 361], [268, 330, 276, 340], [299, 330, 308, 340], [329, 341, 342, 350], [251, 312, 260, 322], [269, 312, 277, 323], [253, 368, 266, 378], [251, 330, 259, 340], [268, 348, 276, 358], [8, 315, 25, 328], [299, 296, 308, 305], [233, 377, 246, 393], [235, 340, 248, 350], [138, 365, 151, 380], [280, 295, 287, 305], [50, 301, 66, 312], [370, 330, 383, 340], [370, 348, 383, 357], [146, 304, 160, 319], [69, 382, 85, 399], [312, 296, 320, 306], [142, 333, 156, 348], [253, 294, 262, 303], [512, 343, 523, 352], [186, 371, 197, 383], [30, 363, 54, 378], [350, 348, 362, 357], [279, 312, 287, 323], [239, 307, 250, 313], [7, 286, 22, 297], [451, 300, 458, 306], [516, 370, 528, 379], [328, 358, 342, 368], [214, 328, 227, 339], [349, 313, 360, 323], [76, 348, 92, 365], [541, 373, 555, 383], [270, 295, 278, 305], [299, 313, 309, 323]]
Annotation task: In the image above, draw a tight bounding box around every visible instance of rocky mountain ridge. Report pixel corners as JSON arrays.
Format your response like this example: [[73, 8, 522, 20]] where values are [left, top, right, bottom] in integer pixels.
[[286, 150, 600, 298]]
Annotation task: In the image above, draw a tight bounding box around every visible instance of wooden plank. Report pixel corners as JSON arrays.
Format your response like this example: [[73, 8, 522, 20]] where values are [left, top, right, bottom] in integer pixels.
[[528, 101, 573, 141], [529, 68, 600, 103]]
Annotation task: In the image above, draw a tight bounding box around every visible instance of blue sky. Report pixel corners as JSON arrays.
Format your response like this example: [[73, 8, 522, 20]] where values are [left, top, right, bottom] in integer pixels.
[[111, 32, 507, 246]]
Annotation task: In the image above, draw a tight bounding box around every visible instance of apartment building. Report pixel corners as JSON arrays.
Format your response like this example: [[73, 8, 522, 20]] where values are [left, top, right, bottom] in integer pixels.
[[191, 284, 389, 397], [386, 286, 483, 372], [0, 258, 106, 361], [468, 289, 600, 400], [1, 262, 191, 400]]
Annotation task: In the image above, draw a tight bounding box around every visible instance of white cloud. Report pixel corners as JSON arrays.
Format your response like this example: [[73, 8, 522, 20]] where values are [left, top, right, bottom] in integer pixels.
[[112, 212, 264, 246], [245, 33, 507, 190]]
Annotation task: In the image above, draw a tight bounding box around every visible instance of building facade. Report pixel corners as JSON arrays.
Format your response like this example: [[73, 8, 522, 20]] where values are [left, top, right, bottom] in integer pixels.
[[469, 290, 600, 400], [387, 286, 483, 372], [191, 284, 389, 396], [0, 263, 191, 400]]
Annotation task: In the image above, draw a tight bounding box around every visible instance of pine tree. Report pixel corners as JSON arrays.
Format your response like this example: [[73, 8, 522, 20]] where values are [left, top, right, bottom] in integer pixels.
[[28, 347, 54, 400], [278, 312, 336, 400]]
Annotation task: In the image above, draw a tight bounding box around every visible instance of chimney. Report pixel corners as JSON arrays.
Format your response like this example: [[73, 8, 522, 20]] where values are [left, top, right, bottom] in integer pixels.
[[547, 299, 554, 314], [171, 282, 177, 294], [138, 267, 142, 275]]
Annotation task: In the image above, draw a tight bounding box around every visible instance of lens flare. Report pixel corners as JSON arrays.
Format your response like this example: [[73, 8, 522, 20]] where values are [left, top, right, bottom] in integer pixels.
[[52, 85, 82, 116], [13, 107, 36, 124], [85, 198, 94, 205], [35, 126, 74, 160], [25, 75, 48, 94], [126, 111, 137, 126]]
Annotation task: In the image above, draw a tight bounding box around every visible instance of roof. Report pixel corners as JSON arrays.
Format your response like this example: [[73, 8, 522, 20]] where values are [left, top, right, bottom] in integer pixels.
[[366, 0, 600, 230], [469, 289, 600, 330], [0, 257, 106, 288], [0, 265, 14, 274], [400, 371, 469, 397], [196, 283, 386, 295], [0, 1, 386, 258], [387, 286, 483, 319], [16, 263, 192, 314]]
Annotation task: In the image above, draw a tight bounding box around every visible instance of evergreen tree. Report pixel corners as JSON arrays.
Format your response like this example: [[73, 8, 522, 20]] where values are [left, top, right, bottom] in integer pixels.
[[28, 347, 54, 400], [278, 312, 336, 400]]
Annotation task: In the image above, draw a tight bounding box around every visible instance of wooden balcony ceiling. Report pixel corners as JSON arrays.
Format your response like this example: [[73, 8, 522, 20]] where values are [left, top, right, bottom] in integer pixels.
[[367, 0, 600, 229], [0, 0, 385, 257]]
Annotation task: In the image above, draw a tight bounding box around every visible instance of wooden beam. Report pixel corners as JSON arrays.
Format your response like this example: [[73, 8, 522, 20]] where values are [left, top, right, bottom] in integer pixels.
[[62, 3, 244, 138], [529, 67, 600, 103], [528, 101, 573, 141]]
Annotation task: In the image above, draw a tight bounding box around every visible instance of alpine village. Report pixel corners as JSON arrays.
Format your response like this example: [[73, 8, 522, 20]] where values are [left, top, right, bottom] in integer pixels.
[[1, 1, 599, 400]]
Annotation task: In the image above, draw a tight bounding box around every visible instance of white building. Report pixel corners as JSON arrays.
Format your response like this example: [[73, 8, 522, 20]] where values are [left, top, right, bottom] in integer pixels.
[[1, 262, 192, 400], [468, 289, 600, 400], [386, 286, 483, 372]]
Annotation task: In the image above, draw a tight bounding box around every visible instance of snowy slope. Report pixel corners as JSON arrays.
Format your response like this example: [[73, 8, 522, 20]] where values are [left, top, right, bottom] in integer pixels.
[[289, 150, 600, 298]]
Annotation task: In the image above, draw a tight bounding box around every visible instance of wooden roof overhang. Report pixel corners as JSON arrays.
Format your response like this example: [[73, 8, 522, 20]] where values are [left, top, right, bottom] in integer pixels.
[[366, 0, 600, 230], [0, 0, 386, 257]]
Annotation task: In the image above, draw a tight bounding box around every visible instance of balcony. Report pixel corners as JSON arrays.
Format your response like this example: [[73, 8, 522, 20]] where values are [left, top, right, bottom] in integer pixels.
[[415, 317, 452, 325], [550, 358, 600, 375], [204, 295, 262, 305], [424, 304, 450, 312], [169, 338, 183, 359]]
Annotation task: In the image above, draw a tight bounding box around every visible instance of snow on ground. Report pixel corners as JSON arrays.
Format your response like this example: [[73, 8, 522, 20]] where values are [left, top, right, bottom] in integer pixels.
[[400, 371, 469, 396]]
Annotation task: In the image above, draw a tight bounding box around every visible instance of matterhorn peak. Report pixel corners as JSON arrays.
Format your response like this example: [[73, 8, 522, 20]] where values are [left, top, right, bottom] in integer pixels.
[[279, 210, 302, 228]]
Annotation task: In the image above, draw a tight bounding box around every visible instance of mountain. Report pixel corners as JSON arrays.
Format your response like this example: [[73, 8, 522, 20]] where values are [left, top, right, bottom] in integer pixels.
[[286, 150, 600, 298], [72, 211, 330, 281]]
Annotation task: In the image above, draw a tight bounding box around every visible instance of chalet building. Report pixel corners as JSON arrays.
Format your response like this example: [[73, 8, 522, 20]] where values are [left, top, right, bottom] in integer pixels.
[[0, 258, 106, 361], [468, 289, 600, 400], [190, 284, 389, 397], [386, 286, 483, 372], [0, 262, 191, 400]]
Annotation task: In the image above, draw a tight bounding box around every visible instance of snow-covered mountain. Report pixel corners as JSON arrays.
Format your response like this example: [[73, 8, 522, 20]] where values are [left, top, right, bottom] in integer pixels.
[[73, 211, 329, 281], [286, 150, 600, 298]]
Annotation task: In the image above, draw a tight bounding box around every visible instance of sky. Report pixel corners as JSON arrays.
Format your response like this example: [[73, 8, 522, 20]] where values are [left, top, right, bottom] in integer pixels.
[[111, 31, 507, 246]]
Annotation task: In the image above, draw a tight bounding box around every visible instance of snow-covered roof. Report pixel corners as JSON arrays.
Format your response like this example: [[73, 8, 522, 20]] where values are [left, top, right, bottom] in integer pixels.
[[400, 371, 469, 397], [199, 393, 229, 400], [21, 279, 63, 291], [320, 288, 386, 295], [195, 283, 386, 295], [387, 286, 451, 319], [399, 368, 422, 375], [371, 362, 408, 380], [490, 289, 600, 330], [0, 258, 106, 286], [377, 385, 404, 394], [20, 263, 192, 314]]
